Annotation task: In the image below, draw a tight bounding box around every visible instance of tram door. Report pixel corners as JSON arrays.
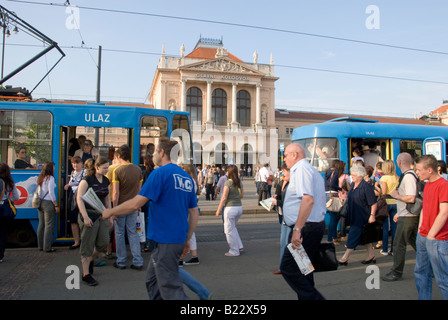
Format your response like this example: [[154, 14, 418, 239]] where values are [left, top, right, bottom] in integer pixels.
[[57, 125, 132, 241]]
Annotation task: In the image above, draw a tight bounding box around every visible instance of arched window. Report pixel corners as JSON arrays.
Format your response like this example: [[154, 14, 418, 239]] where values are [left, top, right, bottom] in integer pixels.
[[212, 88, 227, 126], [237, 90, 251, 127], [186, 87, 202, 125]]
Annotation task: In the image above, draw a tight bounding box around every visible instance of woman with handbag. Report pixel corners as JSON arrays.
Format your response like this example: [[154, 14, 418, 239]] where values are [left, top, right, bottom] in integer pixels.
[[380, 160, 399, 256], [338, 165, 378, 265], [0, 164, 19, 262], [36, 161, 59, 253]]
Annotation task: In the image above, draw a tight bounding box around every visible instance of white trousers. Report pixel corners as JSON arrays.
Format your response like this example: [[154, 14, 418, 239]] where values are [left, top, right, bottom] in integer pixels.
[[223, 206, 243, 255]]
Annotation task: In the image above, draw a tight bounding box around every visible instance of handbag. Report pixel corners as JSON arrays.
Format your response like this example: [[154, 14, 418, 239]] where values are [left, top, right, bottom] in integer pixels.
[[0, 198, 17, 219], [338, 199, 349, 219], [375, 195, 388, 221], [32, 186, 48, 209], [326, 170, 342, 212], [326, 196, 342, 212], [360, 222, 383, 245], [313, 242, 338, 272]]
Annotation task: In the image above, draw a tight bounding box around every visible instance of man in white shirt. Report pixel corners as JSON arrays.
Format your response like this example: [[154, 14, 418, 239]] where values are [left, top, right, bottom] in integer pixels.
[[383, 152, 419, 281], [280, 143, 326, 300], [258, 163, 270, 204]]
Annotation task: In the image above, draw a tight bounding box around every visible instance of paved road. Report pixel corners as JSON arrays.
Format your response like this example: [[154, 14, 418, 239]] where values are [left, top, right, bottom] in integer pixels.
[[0, 178, 443, 302]]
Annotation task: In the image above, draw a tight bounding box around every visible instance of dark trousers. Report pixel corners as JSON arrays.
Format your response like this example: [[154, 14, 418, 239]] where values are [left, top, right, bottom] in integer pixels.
[[280, 221, 325, 300], [391, 216, 418, 277], [258, 182, 267, 204], [0, 220, 9, 260], [205, 183, 214, 200]]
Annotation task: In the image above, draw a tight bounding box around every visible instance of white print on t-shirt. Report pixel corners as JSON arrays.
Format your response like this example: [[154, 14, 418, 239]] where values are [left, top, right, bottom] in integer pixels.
[[173, 174, 193, 193]]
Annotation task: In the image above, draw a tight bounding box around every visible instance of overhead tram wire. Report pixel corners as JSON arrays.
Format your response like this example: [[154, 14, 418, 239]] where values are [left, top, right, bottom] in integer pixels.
[[5, 42, 448, 86], [7, 0, 448, 57]]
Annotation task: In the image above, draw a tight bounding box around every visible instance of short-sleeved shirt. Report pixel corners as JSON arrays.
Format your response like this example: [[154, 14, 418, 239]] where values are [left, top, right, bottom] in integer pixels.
[[138, 163, 198, 244], [283, 158, 327, 226], [396, 170, 418, 217], [380, 174, 399, 205], [224, 179, 242, 207], [347, 180, 377, 228], [112, 163, 142, 205], [419, 177, 448, 240]]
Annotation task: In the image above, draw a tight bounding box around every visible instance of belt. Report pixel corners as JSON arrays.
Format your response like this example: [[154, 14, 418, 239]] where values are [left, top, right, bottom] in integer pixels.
[[288, 220, 325, 229]]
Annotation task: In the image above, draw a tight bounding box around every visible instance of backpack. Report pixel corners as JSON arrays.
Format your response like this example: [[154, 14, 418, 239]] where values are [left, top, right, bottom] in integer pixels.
[[398, 171, 424, 216]]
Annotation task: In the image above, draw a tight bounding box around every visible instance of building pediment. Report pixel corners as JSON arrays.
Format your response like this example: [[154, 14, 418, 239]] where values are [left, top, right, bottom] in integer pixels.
[[179, 57, 265, 77]]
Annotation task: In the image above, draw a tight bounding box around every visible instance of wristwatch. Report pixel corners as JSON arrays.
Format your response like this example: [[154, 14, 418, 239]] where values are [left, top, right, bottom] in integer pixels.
[[293, 227, 301, 232]]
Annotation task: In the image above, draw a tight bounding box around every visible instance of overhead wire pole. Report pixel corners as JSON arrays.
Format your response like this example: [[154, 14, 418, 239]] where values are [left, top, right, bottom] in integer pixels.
[[96, 45, 101, 103], [0, 5, 65, 86]]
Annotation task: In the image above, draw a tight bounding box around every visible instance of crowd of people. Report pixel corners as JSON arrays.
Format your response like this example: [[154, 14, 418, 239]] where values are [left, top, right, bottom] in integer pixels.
[[1, 136, 448, 300]]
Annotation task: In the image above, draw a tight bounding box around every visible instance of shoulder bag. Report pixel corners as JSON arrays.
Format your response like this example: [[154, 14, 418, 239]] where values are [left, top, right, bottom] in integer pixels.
[[0, 198, 17, 219], [326, 170, 342, 212], [32, 186, 49, 209], [374, 195, 388, 221]]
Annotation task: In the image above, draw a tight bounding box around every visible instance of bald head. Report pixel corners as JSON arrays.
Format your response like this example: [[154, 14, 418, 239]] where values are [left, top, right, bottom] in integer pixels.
[[397, 152, 413, 170], [397, 152, 413, 165], [286, 143, 305, 157], [284, 143, 306, 169]]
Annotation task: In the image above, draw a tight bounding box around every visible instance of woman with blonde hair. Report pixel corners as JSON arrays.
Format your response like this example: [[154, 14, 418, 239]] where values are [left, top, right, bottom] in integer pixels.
[[380, 160, 399, 256], [216, 165, 244, 256]]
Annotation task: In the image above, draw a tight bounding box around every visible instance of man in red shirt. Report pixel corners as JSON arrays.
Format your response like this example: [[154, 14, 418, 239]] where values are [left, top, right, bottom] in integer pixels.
[[414, 155, 448, 300]]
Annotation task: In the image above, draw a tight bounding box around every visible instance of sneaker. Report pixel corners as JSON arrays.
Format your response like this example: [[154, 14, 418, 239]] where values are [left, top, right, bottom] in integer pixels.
[[178, 260, 184, 267], [82, 274, 98, 286], [380, 250, 389, 256], [184, 257, 200, 265], [130, 264, 143, 270], [113, 262, 126, 270], [382, 271, 402, 282]]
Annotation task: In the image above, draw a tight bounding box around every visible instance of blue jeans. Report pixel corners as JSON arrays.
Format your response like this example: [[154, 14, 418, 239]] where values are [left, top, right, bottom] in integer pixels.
[[278, 222, 291, 269], [414, 234, 448, 300], [114, 211, 144, 267], [327, 211, 339, 242], [382, 204, 397, 253], [179, 268, 211, 300]]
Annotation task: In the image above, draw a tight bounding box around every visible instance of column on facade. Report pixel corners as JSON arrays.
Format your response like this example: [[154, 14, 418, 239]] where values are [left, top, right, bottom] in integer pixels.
[[180, 79, 186, 112], [206, 81, 213, 123], [255, 83, 261, 125], [231, 82, 238, 124]]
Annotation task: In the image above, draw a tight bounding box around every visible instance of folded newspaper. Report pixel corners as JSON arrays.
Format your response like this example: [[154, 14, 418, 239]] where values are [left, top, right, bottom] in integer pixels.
[[287, 243, 315, 275], [259, 197, 275, 211], [80, 187, 105, 213]]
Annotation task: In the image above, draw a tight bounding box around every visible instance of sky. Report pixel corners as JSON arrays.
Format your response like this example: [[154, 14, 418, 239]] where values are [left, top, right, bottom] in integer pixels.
[[2, 0, 448, 118]]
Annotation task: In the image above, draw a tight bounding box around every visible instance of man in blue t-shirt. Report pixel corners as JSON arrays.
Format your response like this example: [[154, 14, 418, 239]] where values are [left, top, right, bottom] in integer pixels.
[[103, 138, 199, 300]]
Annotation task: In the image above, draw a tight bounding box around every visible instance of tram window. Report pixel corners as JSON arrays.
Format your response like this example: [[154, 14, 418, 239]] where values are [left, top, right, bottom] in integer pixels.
[[295, 138, 339, 172], [0, 110, 52, 169], [75, 127, 131, 161], [399, 140, 423, 160], [140, 116, 168, 165]]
